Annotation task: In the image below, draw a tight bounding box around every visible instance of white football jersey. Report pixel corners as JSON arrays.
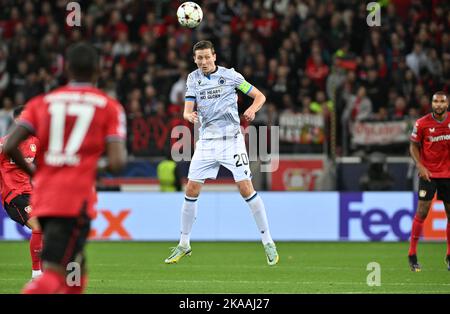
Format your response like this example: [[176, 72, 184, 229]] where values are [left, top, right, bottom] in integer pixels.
[[185, 66, 253, 139]]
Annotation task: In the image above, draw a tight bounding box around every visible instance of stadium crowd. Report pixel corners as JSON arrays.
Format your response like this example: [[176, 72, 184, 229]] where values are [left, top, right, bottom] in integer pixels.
[[0, 0, 448, 156]]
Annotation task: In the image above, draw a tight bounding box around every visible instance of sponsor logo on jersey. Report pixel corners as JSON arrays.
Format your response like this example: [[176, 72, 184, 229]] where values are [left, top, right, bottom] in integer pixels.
[[428, 134, 450, 142]]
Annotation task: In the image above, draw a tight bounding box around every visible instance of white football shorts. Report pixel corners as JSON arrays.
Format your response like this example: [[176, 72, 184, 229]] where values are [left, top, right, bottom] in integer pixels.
[[188, 133, 252, 183]]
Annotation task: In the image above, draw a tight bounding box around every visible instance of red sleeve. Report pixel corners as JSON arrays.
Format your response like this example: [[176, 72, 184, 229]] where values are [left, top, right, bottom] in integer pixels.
[[17, 96, 42, 134], [105, 100, 126, 142], [410, 120, 423, 143]]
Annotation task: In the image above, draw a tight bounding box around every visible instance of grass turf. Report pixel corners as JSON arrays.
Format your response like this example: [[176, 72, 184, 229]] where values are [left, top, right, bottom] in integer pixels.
[[0, 241, 449, 294]]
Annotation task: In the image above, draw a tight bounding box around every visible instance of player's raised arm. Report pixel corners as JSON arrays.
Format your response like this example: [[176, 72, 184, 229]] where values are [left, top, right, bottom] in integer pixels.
[[183, 73, 198, 124], [243, 85, 266, 122]]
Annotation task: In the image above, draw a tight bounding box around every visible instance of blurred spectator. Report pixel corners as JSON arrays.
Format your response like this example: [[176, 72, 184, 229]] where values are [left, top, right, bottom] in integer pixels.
[[112, 31, 132, 57], [0, 44, 9, 98], [0, 97, 14, 137], [426, 48, 443, 79], [157, 152, 182, 192], [406, 43, 429, 78], [169, 70, 188, 105], [364, 69, 387, 113], [389, 96, 408, 120], [306, 48, 329, 90], [343, 86, 372, 122], [310, 90, 333, 118], [373, 107, 389, 122]]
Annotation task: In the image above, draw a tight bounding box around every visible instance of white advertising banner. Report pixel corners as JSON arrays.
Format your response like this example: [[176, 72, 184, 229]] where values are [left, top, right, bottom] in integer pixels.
[[0, 192, 444, 242]]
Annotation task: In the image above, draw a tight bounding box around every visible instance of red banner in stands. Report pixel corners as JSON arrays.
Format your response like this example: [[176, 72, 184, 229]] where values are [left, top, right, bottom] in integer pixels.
[[270, 158, 325, 191]]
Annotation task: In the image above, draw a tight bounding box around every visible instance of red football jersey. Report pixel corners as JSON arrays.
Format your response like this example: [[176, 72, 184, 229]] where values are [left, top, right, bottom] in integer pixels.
[[0, 135, 39, 204], [18, 84, 126, 218], [410, 113, 450, 178]]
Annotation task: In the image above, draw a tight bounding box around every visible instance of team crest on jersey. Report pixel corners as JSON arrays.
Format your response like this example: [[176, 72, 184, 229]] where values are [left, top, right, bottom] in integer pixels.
[[429, 128, 435, 132], [24, 205, 32, 213], [448, 123, 450, 129], [198, 80, 202, 85], [30, 144, 36, 152], [218, 77, 226, 85]]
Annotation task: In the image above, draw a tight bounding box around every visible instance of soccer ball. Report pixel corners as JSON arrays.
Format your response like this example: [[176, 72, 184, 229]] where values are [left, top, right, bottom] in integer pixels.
[[177, 2, 203, 28]]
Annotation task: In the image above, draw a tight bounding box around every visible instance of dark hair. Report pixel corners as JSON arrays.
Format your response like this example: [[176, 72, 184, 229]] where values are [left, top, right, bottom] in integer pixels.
[[66, 42, 99, 81], [13, 105, 24, 118], [433, 91, 448, 99], [193, 40, 215, 54]]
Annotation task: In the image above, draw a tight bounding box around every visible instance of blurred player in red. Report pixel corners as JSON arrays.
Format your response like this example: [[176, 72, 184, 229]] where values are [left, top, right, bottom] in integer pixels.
[[409, 91, 450, 272], [0, 106, 42, 280], [4, 43, 127, 294]]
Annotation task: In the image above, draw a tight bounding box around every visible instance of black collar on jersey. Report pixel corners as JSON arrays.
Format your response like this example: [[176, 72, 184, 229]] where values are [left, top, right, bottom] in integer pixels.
[[203, 66, 218, 79]]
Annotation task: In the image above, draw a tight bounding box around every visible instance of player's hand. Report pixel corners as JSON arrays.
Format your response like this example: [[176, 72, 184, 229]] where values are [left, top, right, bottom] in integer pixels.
[[243, 108, 256, 122], [186, 111, 198, 124], [417, 164, 431, 182]]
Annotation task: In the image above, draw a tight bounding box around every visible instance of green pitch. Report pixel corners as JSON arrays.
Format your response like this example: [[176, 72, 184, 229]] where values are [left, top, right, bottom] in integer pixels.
[[0, 241, 449, 293]]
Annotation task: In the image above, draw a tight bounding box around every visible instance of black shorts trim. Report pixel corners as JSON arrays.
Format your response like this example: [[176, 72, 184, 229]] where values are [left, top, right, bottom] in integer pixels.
[[3, 194, 31, 226], [418, 178, 450, 203]]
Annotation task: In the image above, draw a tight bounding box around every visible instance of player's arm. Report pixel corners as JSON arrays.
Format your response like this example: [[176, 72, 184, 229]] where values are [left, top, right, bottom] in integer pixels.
[[183, 73, 198, 124], [409, 141, 431, 182], [106, 141, 127, 174], [183, 100, 198, 124], [243, 86, 266, 122], [3, 125, 34, 176], [103, 102, 127, 174], [235, 75, 266, 122]]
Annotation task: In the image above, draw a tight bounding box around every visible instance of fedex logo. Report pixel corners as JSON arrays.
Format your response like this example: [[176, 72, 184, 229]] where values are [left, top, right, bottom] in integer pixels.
[[0, 207, 131, 240], [422, 197, 448, 240], [90, 209, 131, 240], [340, 193, 414, 241]]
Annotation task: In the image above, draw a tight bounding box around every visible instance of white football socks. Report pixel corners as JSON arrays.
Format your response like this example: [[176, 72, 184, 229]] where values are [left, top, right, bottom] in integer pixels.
[[245, 192, 273, 245], [31, 269, 42, 279], [179, 195, 198, 248]]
